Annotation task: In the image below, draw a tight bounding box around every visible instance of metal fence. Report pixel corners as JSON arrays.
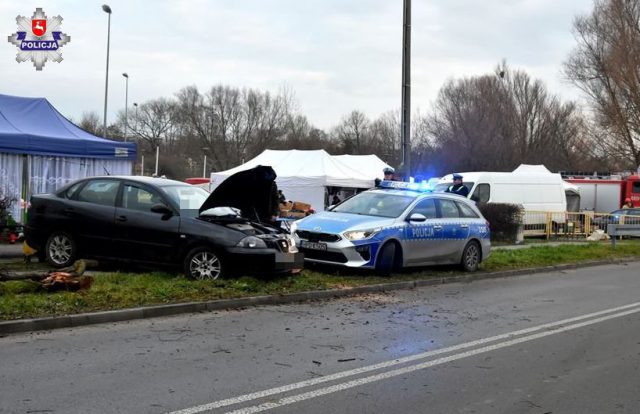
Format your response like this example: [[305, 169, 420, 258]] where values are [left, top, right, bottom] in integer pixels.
[[521, 211, 640, 239]]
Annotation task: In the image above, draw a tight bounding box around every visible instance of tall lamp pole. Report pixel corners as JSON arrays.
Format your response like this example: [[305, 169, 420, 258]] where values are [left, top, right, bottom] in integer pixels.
[[102, 4, 112, 139], [400, 0, 411, 180], [202, 147, 210, 178], [122, 73, 129, 141]]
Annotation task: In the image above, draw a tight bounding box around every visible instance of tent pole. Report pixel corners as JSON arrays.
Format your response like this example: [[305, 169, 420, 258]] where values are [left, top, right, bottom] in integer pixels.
[[21, 155, 29, 224]]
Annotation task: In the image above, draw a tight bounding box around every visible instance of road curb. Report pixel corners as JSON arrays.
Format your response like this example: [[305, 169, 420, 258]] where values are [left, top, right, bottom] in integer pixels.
[[1, 258, 638, 335]]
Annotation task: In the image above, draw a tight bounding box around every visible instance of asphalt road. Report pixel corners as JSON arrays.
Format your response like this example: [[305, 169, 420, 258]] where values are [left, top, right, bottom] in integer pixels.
[[2, 262, 640, 414]]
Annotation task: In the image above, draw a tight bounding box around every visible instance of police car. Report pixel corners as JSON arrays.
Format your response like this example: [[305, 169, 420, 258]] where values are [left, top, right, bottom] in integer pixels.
[[291, 181, 491, 275]]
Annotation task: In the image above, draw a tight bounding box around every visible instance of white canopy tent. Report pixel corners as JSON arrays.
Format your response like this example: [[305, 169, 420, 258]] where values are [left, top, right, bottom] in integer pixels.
[[513, 164, 580, 211], [210, 150, 385, 211], [512, 164, 579, 193], [332, 154, 392, 180]]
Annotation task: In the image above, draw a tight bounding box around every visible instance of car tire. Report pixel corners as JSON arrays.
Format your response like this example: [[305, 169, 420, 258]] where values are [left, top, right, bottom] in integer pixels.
[[375, 242, 397, 276], [45, 231, 77, 268], [460, 240, 481, 272], [184, 247, 225, 280]]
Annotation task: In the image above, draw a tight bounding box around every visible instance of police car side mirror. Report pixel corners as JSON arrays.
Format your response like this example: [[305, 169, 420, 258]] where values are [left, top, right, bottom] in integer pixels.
[[407, 213, 427, 223]]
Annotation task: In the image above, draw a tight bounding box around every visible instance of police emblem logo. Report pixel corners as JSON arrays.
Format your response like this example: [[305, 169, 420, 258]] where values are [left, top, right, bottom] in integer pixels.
[[7, 8, 71, 71]]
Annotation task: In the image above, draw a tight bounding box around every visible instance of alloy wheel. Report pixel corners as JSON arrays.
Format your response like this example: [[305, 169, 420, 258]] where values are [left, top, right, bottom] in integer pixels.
[[190, 251, 222, 280]]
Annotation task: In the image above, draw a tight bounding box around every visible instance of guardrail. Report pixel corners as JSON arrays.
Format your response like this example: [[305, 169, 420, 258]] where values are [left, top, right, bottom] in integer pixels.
[[607, 224, 640, 247], [521, 211, 640, 239]]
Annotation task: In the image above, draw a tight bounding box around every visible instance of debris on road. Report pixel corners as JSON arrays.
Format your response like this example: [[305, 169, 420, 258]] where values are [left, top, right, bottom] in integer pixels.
[[0, 259, 95, 292]]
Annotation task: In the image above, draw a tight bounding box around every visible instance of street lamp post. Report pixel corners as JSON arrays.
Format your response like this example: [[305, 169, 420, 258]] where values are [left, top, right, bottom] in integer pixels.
[[122, 73, 129, 141], [102, 4, 112, 139], [202, 147, 210, 178], [400, 0, 411, 180]]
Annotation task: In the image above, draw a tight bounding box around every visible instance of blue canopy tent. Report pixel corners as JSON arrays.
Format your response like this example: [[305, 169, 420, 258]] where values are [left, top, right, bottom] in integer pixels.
[[0, 93, 137, 222]]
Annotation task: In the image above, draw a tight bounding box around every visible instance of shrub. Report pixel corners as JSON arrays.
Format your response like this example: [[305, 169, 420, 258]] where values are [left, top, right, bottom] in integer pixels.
[[478, 203, 523, 243], [0, 191, 17, 228]]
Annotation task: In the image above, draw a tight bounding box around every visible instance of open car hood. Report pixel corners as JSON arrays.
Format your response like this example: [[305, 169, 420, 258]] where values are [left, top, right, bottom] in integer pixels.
[[199, 165, 277, 222]]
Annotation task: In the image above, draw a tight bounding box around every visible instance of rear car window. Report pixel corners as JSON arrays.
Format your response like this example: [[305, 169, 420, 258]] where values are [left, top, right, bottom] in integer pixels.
[[76, 180, 119, 206], [63, 182, 84, 199], [457, 201, 480, 218], [410, 198, 437, 219], [438, 199, 460, 218]]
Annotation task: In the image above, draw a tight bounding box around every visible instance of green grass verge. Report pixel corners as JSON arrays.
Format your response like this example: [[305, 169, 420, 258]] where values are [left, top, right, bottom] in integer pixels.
[[1, 241, 639, 321]]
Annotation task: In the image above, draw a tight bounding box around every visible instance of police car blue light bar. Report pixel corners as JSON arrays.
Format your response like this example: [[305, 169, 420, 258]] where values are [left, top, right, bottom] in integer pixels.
[[378, 180, 434, 192]]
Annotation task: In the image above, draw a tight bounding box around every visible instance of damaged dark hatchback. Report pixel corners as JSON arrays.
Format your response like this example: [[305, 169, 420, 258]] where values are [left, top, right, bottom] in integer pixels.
[[25, 166, 303, 279]]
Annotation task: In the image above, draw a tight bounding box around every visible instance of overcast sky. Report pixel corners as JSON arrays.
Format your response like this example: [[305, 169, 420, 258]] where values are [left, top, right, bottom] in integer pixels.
[[0, 0, 595, 129]]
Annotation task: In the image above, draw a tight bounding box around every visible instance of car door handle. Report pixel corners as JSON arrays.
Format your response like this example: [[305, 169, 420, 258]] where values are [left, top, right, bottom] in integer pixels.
[[460, 224, 469, 228], [433, 225, 443, 230], [116, 215, 128, 222], [63, 208, 75, 216]]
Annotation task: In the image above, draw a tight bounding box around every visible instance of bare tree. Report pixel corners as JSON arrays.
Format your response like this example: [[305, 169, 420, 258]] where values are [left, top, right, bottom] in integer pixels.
[[565, 0, 640, 169], [78, 111, 101, 135], [425, 64, 590, 174], [333, 110, 371, 154], [370, 110, 401, 165], [128, 98, 178, 153]]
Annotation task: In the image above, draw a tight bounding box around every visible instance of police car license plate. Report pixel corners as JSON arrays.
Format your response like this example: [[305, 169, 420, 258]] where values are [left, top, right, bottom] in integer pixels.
[[300, 240, 327, 251]]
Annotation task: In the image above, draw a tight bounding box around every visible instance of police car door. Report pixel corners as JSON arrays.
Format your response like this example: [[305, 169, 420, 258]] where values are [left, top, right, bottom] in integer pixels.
[[436, 198, 469, 261], [403, 197, 446, 265]]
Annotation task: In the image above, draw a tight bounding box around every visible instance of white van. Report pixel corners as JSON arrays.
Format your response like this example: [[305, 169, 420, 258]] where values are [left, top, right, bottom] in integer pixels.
[[436, 172, 568, 224]]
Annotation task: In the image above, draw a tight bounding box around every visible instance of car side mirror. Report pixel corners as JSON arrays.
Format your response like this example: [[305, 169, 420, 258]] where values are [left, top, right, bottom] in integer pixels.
[[151, 203, 173, 216], [407, 213, 427, 222]]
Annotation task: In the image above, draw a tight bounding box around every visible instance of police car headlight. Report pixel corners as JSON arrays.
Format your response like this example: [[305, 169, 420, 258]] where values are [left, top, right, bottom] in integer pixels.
[[343, 228, 381, 241], [236, 236, 267, 248]]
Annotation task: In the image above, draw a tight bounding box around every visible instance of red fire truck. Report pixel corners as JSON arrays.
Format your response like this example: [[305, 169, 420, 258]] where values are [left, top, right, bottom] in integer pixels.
[[561, 172, 640, 212]]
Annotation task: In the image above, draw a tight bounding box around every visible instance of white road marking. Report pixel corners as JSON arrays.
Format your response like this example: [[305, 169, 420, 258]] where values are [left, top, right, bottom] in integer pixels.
[[227, 306, 640, 414], [167, 301, 640, 414]]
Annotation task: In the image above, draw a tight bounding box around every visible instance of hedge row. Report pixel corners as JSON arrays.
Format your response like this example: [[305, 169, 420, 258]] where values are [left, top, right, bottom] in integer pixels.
[[477, 203, 524, 243]]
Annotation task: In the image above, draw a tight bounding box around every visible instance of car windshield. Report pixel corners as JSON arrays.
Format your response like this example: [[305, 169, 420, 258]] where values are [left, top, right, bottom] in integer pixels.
[[161, 185, 209, 214], [612, 209, 640, 216], [331, 192, 415, 218], [433, 182, 475, 192]]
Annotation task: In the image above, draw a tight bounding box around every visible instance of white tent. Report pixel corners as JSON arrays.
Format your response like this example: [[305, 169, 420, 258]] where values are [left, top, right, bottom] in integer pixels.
[[210, 150, 378, 211], [512, 164, 579, 192], [512, 164, 554, 174], [513, 164, 580, 211], [333, 154, 392, 181]]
